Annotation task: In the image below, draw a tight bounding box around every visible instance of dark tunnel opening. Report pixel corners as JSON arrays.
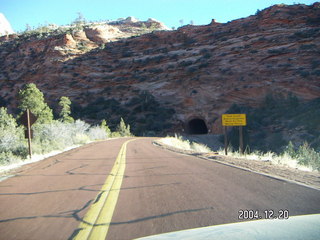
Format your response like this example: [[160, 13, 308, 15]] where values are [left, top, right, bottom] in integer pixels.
[[187, 118, 208, 134]]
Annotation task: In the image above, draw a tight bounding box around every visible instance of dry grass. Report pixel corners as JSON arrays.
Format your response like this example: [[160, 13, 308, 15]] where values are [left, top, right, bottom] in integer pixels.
[[159, 135, 315, 172], [158, 135, 211, 153], [218, 149, 313, 172]]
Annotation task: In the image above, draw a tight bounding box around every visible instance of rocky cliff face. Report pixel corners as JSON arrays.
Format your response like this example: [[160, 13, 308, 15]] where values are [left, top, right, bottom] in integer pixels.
[[0, 3, 320, 136], [0, 13, 14, 36]]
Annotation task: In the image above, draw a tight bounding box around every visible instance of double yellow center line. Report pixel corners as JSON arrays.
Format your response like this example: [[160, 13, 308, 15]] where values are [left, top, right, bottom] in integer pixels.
[[73, 139, 135, 240]]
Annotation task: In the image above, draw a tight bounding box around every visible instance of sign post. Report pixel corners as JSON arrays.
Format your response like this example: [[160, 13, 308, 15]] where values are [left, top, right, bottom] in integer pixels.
[[20, 109, 37, 159], [224, 126, 228, 155], [239, 126, 244, 154], [222, 114, 247, 155]]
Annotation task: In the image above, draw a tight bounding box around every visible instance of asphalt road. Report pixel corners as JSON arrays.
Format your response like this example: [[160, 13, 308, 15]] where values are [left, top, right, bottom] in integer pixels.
[[0, 138, 319, 240]]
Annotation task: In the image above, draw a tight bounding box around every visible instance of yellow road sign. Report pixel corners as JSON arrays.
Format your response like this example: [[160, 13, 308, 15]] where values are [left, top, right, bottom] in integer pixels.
[[222, 114, 247, 126]]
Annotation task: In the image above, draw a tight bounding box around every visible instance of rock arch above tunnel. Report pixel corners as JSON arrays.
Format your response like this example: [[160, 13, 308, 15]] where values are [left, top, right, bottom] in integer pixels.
[[186, 118, 208, 134]]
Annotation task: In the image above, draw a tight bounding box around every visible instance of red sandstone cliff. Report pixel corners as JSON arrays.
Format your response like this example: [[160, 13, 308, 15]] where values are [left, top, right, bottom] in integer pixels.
[[0, 3, 319, 135]]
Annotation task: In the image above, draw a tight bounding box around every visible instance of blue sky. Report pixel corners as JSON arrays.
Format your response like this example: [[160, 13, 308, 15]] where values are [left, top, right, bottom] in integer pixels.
[[0, 0, 317, 32]]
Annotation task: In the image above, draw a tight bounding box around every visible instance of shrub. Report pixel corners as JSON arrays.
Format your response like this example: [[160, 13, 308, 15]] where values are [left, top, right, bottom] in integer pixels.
[[296, 142, 320, 171], [306, 17, 320, 26], [179, 60, 193, 67], [298, 70, 310, 78], [117, 118, 132, 137], [293, 29, 319, 39], [159, 135, 211, 153], [100, 120, 111, 137], [299, 44, 316, 50], [0, 107, 26, 164], [187, 66, 198, 73], [149, 68, 164, 74], [0, 84, 116, 166], [284, 141, 320, 171], [202, 53, 212, 59], [267, 48, 291, 55], [32, 120, 93, 154], [87, 126, 108, 140], [0, 151, 20, 165], [311, 70, 320, 76]]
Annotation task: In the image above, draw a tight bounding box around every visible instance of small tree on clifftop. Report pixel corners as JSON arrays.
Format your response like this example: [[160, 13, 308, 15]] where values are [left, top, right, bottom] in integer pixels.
[[72, 12, 86, 30]]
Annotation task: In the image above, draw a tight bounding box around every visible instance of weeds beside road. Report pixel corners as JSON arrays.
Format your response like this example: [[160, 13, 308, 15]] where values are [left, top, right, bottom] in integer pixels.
[[155, 135, 320, 190]]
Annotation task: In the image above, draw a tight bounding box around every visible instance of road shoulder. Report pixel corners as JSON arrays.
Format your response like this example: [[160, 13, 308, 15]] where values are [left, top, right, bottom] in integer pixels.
[[153, 140, 320, 191]]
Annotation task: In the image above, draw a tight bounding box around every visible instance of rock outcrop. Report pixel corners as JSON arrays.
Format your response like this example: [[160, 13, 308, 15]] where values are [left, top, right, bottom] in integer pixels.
[[0, 4, 320, 135], [84, 25, 122, 43]]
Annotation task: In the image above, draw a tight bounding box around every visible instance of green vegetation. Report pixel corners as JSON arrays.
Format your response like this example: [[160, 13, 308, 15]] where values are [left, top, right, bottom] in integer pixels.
[[0, 83, 132, 166], [76, 91, 175, 136], [284, 141, 320, 171], [126, 91, 175, 136], [117, 117, 132, 137], [221, 93, 320, 171], [159, 135, 211, 153], [58, 96, 74, 123], [17, 12, 88, 39], [72, 12, 87, 31], [100, 120, 111, 137], [18, 83, 53, 124], [0, 107, 26, 164], [160, 135, 319, 172], [7, 11, 165, 44]]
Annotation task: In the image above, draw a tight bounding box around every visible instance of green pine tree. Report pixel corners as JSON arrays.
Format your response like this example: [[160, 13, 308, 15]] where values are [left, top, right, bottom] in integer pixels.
[[18, 83, 54, 124], [101, 119, 111, 137], [117, 118, 131, 137], [0, 107, 17, 130], [59, 96, 74, 123]]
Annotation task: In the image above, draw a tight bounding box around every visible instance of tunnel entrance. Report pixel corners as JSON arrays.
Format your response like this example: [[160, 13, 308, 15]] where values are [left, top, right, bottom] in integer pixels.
[[187, 118, 208, 134]]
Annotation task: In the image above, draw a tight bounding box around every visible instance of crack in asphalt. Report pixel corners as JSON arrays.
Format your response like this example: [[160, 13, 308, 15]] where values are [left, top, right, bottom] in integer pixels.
[[65, 164, 89, 175], [110, 207, 215, 225], [67, 207, 215, 239], [0, 182, 181, 196], [0, 199, 93, 224], [41, 159, 61, 170]]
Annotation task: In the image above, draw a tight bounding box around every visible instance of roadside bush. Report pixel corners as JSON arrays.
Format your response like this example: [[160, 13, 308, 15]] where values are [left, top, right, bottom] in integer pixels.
[[117, 118, 132, 137], [87, 126, 108, 140], [285, 142, 320, 171], [0, 107, 27, 164], [0, 83, 116, 166], [32, 120, 87, 153], [159, 135, 211, 153], [31, 120, 109, 154]]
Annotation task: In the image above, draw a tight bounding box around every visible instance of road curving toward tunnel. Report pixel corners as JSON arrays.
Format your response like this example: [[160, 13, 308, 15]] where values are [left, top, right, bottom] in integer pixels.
[[0, 137, 319, 240]]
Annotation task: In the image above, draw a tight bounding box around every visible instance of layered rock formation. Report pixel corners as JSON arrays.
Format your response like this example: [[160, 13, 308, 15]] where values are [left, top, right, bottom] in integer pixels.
[[0, 3, 320, 135]]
